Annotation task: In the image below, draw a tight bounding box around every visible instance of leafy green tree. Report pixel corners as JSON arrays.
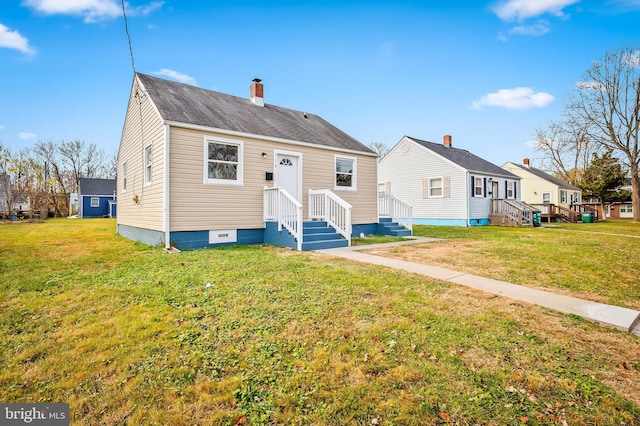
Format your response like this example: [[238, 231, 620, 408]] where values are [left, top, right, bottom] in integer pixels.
[[579, 150, 625, 212]]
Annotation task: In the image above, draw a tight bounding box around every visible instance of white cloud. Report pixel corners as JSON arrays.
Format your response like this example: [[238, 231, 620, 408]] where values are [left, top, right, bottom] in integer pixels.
[[508, 21, 551, 36], [0, 23, 36, 55], [23, 0, 163, 23], [135, 1, 163, 16], [624, 50, 640, 67], [0, 125, 4, 130], [24, 0, 121, 22], [470, 87, 555, 110], [576, 81, 605, 90], [153, 69, 196, 85], [19, 132, 36, 140], [492, 0, 580, 21]]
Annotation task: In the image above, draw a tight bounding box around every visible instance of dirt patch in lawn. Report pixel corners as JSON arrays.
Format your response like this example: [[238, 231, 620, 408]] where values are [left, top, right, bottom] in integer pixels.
[[364, 240, 506, 277]]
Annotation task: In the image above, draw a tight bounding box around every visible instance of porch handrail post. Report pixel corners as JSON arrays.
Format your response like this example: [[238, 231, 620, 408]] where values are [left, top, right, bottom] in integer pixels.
[[264, 187, 303, 250], [296, 203, 303, 251], [277, 189, 283, 231]]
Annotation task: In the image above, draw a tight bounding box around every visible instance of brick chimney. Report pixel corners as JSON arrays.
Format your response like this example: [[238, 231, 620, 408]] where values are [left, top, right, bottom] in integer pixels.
[[250, 78, 264, 106], [523, 158, 530, 167], [443, 135, 452, 148]]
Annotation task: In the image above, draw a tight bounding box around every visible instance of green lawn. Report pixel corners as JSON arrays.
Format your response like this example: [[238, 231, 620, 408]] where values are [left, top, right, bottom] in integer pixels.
[[1, 219, 639, 425], [385, 220, 640, 310]]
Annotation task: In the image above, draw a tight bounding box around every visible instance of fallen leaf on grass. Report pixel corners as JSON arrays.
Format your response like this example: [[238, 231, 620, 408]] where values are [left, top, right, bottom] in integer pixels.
[[438, 411, 451, 422]]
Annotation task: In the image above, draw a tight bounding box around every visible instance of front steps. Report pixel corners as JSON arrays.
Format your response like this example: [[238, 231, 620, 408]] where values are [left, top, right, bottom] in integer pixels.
[[266, 219, 411, 251], [378, 218, 412, 237], [301, 221, 349, 251]]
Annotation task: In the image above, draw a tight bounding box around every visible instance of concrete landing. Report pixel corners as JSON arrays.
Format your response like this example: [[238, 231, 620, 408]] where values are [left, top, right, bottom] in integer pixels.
[[318, 239, 640, 335]]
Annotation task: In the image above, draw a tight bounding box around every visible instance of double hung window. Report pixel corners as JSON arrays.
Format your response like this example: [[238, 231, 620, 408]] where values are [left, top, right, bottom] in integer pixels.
[[205, 137, 244, 185]]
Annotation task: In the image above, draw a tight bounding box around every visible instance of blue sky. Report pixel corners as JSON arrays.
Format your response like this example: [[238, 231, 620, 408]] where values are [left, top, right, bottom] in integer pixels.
[[1, 0, 639, 166]]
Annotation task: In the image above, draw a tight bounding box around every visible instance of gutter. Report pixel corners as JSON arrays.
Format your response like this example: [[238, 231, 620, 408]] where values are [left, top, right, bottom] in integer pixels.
[[466, 170, 471, 227], [163, 124, 171, 249]]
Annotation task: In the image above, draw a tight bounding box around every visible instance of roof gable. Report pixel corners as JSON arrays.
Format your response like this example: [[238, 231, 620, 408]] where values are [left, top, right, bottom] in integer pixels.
[[136, 73, 374, 155], [79, 178, 116, 195], [407, 137, 519, 178], [505, 163, 580, 190]]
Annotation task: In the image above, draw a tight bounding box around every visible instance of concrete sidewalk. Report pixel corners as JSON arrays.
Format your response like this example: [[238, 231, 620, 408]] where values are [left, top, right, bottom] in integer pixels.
[[317, 238, 640, 336]]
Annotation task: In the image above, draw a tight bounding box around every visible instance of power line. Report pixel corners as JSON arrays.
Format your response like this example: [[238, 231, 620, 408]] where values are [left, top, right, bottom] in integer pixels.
[[121, 0, 136, 74]]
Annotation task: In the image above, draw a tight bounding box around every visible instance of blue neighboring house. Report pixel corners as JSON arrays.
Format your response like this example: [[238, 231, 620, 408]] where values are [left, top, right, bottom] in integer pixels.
[[78, 178, 116, 218]]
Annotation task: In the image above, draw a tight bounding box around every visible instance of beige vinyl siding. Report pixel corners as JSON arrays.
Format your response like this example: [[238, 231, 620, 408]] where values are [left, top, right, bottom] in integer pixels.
[[502, 163, 566, 206], [169, 126, 378, 231], [117, 78, 166, 231]]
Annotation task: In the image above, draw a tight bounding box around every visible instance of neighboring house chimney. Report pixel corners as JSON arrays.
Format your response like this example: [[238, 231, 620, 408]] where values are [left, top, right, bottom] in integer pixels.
[[250, 78, 264, 106], [523, 158, 530, 168], [443, 135, 452, 148]]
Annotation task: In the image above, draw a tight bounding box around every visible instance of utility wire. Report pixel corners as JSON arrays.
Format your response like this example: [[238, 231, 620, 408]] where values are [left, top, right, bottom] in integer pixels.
[[121, 0, 136, 74]]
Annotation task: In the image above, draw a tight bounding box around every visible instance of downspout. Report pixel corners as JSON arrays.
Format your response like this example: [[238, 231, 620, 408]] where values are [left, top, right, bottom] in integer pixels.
[[466, 171, 471, 227], [163, 124, 171, 249]]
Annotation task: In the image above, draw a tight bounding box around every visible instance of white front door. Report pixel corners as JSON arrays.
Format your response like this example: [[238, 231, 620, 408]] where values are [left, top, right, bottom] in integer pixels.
[[275, 151, 302, 202]]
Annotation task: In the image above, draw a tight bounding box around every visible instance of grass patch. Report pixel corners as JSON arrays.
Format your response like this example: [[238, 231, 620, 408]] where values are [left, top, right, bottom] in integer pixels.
[[0, 219, 639, 424], [367, 220, 640, 310]]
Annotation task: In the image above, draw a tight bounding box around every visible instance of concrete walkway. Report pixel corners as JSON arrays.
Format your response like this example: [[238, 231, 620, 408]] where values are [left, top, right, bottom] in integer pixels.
[[317, 237, 640, 336]]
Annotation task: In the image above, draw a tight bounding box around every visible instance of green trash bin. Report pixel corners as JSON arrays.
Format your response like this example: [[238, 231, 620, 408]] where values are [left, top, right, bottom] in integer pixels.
[[532, 211, 541, 227], [582, 212, 594, 223]]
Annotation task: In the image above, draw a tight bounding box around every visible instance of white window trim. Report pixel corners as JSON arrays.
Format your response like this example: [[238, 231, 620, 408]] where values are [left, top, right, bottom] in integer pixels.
[[572, 192, 581, 204], [121, 162, 127, 193], [474, 177, 483, 197], [144, 142, 153, 186], [560, 189, 567, 204], [203, 136, 244, 186], [507, 181, 514, 199], [378, 182, 391, 195], [334, 155, 357, 191], [428, 177, 444, 198], [90, 197, 100, 208], [542, 191, 552, 204]]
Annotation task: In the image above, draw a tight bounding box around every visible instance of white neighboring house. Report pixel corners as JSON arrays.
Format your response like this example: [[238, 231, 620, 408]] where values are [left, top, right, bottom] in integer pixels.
[[378, 135, 521, 226]]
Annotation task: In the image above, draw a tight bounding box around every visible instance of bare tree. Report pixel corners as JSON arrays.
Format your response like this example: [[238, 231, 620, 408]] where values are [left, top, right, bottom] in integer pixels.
[[531, 116, 598, 185], [58, 139, 107, 191], [34, 140, 71, 216], [34, 139, 109, 216], [0, 144, 32, 221], [368, 141, 390, 160], [565, 45, 640, 221]]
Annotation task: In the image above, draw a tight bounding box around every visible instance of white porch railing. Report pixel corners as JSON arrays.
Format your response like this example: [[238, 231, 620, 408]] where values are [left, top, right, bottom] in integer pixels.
[[264, 187, 303, 251], [378, 194, 413, 234], [308, 189, 352, 246]]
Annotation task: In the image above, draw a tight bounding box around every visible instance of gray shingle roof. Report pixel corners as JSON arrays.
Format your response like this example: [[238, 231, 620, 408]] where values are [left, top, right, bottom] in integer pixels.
[[79, 178, 116, 196], [408, 137, 519, 178], [136, 73, 374, 155], [507, 163, 581, 190]]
